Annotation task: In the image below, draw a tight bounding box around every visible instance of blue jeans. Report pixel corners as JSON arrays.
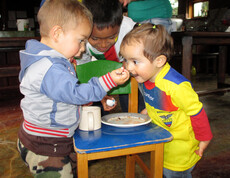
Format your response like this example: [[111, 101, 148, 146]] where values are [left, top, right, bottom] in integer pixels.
[[163, 165, 195, 178], [141, 18, 173, 34]]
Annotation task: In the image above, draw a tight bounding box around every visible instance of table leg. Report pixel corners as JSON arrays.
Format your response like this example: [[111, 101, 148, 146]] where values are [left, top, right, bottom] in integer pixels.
[[126, 155, 135, 178], [77, 153, 89, 178], [150, 143, 164, 178], [182, 36, 193, 81], [134, 154, 150, 177], [218, 46, 227, 88]]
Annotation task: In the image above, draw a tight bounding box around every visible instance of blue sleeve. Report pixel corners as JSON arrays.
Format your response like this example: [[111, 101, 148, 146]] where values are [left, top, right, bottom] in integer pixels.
[[40, 63, 107, 105]]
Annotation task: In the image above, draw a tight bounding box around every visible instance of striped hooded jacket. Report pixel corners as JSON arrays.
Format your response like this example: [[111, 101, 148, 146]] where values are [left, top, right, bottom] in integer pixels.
[[19, 39, 116, 138]]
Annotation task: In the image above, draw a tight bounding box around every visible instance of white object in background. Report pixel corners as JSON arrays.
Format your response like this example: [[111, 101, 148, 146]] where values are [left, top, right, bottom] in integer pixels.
[[172, 21, 177, 32], [91, 56, 97, 61], [106, 99, 115, 106], [225, 26, 230, 32], [171, 18, 183, 31], [16, 19, 29, 31]]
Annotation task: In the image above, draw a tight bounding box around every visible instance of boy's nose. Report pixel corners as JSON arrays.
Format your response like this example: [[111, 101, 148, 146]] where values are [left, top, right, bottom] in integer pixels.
[[80, 42, 86, 53], [75, 42, 85, 57], [100, 39, 107, 48]]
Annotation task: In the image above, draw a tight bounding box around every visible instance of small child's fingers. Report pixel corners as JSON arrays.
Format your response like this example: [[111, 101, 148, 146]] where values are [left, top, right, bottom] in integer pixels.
[[195, 149, 202, 157]]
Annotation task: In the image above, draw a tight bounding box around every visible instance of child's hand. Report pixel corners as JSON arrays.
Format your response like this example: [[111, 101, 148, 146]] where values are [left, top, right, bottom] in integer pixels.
[[119, 0, 131, 6], [195, 140, 211, 157], [110, 67, 130, 85], [101, 95, 117, 111], [140, 108, 148, 115]]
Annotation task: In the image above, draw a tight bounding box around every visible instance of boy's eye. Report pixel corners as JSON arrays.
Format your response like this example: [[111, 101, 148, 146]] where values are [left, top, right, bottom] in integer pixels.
[[109, 36, 116, 40], [133, 60, 139, 64]]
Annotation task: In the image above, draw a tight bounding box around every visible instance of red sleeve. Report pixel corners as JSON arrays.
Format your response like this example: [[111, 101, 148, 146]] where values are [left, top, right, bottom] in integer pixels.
[[190, 108, 213, 141]]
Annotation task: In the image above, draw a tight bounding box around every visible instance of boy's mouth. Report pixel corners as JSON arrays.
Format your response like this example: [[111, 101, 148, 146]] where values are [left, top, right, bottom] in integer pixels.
[[97, 47, 110, 52]]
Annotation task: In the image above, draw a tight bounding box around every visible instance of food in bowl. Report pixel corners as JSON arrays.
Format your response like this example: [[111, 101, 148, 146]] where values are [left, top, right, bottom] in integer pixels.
[[107, 116, 146, 125]]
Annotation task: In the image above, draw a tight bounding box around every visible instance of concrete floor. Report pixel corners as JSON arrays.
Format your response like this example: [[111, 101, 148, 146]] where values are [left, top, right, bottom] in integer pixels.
[[0, 74, 230, 177]]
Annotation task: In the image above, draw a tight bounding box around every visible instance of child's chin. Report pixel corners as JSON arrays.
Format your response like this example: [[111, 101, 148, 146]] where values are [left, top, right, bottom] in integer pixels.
[[134, 77, 144, 83]]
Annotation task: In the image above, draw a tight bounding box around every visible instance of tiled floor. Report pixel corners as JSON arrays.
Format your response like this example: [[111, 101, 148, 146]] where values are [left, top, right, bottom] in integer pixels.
[[0, 74, 230, 178]]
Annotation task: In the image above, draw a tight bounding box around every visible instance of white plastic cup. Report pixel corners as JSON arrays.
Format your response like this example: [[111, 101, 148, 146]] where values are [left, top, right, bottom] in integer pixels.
[[16, 19, 29, 31], [79, 106, 101, 131]]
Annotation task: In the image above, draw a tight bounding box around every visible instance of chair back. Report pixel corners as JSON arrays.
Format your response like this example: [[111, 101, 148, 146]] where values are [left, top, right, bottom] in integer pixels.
[[76, 60, 138, 113], [76, 60, 130, 95]]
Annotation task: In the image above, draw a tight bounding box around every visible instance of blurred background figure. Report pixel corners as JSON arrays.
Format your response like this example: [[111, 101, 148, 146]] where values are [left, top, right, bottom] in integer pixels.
[[120, 0, 173, 33]]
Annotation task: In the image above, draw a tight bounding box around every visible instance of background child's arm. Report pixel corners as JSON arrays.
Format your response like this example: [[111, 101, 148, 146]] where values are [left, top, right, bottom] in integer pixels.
[[119, 0, 133, 7], [101, 95, 117, 111]]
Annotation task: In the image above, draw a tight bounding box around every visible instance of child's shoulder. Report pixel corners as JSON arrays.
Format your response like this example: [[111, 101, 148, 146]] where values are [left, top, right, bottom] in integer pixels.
[[116, 16, 135, 44], [121, 16, 136, 28], [162, 64, 190, 85], [122, 16, 136, 26]]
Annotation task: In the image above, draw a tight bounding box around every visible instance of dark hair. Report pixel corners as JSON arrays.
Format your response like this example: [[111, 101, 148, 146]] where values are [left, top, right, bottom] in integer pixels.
[[120, 23, 174, 62], [83, 0, 123, 30]]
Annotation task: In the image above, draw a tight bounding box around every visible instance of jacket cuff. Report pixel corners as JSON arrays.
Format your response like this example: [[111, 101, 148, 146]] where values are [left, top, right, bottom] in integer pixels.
[[99, 72, 117, 92]]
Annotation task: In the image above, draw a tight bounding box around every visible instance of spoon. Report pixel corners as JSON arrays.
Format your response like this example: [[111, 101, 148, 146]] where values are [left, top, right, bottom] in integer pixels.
[[115, 67, 124, 75]]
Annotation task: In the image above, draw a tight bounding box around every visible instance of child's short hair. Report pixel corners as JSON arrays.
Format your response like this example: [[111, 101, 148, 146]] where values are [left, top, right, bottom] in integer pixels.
[[83, 0, 123, 30], [38, 0, 93, 37], [121, 23, 174, 62]]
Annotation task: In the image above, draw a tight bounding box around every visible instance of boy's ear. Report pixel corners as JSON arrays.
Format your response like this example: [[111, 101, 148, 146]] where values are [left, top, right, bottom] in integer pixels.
[[50, 25, 63, 42], [155, 55, 167, 68]]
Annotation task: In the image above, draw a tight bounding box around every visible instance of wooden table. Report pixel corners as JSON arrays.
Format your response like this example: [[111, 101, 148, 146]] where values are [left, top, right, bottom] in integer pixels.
[[74, 123, 172, 178], [171, 31, 230, 95]]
